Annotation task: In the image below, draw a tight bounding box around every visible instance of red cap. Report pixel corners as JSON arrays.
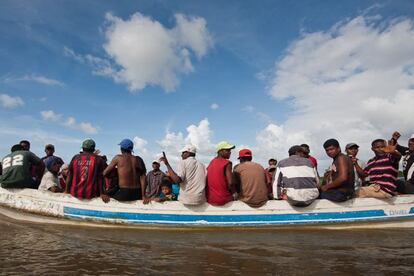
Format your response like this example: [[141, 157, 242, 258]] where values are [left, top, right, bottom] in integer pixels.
[[238, 149, 252, 159]]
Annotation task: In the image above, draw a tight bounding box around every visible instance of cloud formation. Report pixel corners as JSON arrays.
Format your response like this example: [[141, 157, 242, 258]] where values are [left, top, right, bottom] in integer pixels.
[[102, 12, 213, 92], [157, 118, 214, 164], [41, 110, 99, 134], [4, 75, 64, 87], [261, 16, 414, 168], [210, 103, 219, 110], [0, 94, 24, 108]]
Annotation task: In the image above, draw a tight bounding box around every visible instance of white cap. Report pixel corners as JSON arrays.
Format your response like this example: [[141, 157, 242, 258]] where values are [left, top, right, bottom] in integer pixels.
[[410, 134, 414, 140], [180, 145, 197, 154]]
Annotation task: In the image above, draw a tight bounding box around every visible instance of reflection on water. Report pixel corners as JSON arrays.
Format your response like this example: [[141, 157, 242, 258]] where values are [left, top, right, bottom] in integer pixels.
[[1, 212, 414, 275]]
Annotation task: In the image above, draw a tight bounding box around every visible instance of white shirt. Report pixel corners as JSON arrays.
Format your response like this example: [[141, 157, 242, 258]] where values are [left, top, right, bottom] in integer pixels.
[[176, 157, 206, 205], [38, 171, 60, 191]]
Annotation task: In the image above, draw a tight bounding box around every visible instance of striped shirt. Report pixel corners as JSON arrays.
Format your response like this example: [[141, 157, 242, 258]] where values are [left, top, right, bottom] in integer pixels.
[[364, 154, 399, 194], [67, 152, 105, 199], [273, 155, 319, 204]]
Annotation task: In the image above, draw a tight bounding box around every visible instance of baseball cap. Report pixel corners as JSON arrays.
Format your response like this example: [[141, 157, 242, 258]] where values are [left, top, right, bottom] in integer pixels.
[[81, 139, 96, 151], [118, 138, 134, 150], [238, 148, 252, 159], [152, 159, 160, 164], [216, 141, 235, 152], [345, 143, 359, 150], [410, 134, 414, 140], [180, 145, 197, 154]]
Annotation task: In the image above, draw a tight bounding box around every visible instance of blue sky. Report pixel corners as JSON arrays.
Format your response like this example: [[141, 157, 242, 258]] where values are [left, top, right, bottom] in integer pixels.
[[1, 0, 414, 169]]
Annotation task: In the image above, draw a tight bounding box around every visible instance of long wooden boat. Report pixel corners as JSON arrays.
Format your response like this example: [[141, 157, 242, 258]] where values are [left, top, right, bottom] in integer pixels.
[[1, 187, 414, 228]]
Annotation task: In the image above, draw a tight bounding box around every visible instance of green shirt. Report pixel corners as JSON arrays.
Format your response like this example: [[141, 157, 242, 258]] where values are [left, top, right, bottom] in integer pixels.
[[0, 150, 41, 188]]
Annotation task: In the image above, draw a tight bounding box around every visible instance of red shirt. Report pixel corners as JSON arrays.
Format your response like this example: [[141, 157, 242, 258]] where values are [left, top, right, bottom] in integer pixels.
[[308, 155, 318, 168], [206, 157, 233, 205], [67, 152, 105, 199]]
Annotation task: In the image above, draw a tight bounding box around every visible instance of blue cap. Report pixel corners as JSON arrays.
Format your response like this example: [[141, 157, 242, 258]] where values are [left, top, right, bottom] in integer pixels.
[[118, 138, 134, 150]]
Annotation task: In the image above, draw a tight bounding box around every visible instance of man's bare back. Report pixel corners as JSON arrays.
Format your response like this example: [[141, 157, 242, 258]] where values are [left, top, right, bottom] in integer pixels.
[[104, 153, 145, 189]]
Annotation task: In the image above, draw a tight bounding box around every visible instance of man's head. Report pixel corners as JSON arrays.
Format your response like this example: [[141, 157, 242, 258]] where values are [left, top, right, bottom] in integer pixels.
[[268, 158, 277, 166], [371, 139, 386, 156], [288, 145, 306, 157], [300, 144, 310, 157], [152, 160, 160, 170], [20, 140, 30, 151], [238, 149, 252, 163], [323, 139, 341, 158], [45, 156, 62, 175], [11, 144, 23, 152], [118, 138, 133, 153], [409, 134, 414, 152], [45, 144, 55, 157], [180, 145, 197, 160], [345, 143, 359, 157], [216, 141, 235, 159], [81, 139, 96, 153]]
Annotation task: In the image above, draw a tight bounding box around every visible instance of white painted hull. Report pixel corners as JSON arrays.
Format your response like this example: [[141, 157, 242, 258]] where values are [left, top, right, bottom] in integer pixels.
[[1, 187, 414, 228]]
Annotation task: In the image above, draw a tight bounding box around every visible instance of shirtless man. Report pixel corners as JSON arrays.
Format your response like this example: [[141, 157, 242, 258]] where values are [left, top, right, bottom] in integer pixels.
[[103, 139, 147, 201], [320, 139, 355, 202]]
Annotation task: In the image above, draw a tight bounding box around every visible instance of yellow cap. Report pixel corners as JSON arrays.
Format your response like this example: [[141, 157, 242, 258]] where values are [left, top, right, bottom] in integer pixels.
[[216, 141, 235, 152]]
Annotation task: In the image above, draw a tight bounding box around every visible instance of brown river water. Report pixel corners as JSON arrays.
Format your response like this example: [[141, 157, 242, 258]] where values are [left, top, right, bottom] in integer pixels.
[[1, 211, 414, 275]]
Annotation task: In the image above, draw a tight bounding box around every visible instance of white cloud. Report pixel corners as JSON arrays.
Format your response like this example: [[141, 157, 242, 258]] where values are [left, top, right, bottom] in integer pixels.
[[102, 12, 213, 92], [262, 16, 414, 169], [4, 75, 64, 87], [133, 136, 148, 152], [210, 103, 219, 110], [40, 110, 62, 122], [157, 118, 214, 164], [0, 94, 24, 108], [41, 110, 99, 134]]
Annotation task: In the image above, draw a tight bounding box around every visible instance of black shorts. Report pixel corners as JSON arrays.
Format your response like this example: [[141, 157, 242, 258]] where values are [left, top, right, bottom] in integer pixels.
[[111, 188, 141, 201]]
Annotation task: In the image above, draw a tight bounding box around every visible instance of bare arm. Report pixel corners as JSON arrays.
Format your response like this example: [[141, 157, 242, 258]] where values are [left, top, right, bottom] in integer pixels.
[[353, 161, 367, 179], [159, 152, 182, 184], [65, 171, 71, 193], [225, 162, 234, 192], [103, 156, 117, 177], [140, 174, 146, 198], [323, 156, 348, 191]]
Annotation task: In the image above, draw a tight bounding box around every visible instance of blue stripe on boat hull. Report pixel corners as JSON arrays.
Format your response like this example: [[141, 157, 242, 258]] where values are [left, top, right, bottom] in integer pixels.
[[63, 206, 414, 225]]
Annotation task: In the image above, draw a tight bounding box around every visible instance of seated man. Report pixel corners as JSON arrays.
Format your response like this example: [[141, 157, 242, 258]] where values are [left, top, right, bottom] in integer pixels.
[[345, 143, 367, 191], [19, 139, 44, 188], [38, 156, 63, 193], [206, 141, 235, 206], [320, 139, 355, 202], [355, 139, 401, 198], [273, 145, 320, 207], [66, 139, 109, 202], [159, 145, 206, 205], [103, 138, 146, 202], [390, 131, 414, 193], [232, 149, 268, 208], [41, 144, 64, 166], [0, 144, 43, 189], [145, 160, 165, 199]]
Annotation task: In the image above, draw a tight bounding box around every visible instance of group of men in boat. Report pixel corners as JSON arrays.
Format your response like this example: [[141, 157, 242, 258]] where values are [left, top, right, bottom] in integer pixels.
[[0, 131, 413, 207]]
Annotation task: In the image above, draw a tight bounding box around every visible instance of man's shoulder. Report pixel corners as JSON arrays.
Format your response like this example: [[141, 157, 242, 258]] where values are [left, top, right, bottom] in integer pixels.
[[278, 156, 312, 167], [250, 161, 265, 170]]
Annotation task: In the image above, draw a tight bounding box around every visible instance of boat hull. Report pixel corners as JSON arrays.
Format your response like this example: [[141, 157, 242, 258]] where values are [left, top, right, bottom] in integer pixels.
[[1, 188, 414, 228]]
